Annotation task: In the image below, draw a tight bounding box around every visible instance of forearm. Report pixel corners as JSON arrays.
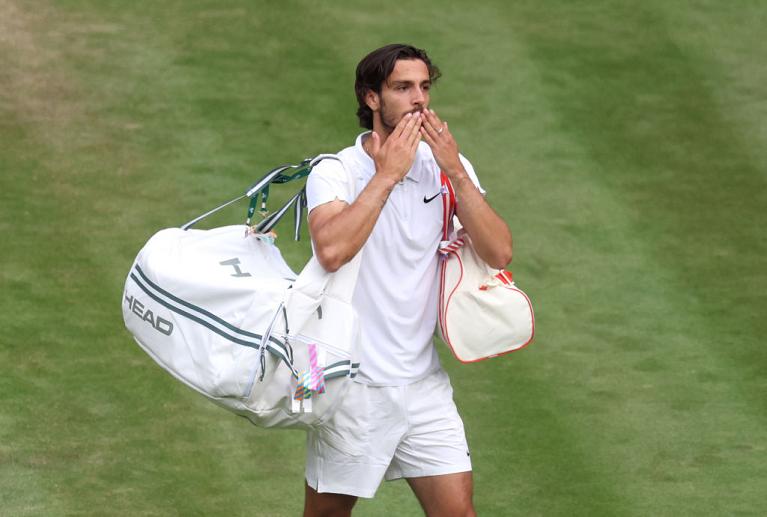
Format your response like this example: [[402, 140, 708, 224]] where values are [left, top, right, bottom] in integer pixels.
[[419, 109, 512, 268], [311, 113, 423, 272], [451, 173, 513, 269], [309, 174, 397, 272]]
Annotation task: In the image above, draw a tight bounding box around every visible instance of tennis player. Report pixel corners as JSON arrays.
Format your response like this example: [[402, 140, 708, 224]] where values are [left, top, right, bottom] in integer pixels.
[[304, 43, 512, 516]]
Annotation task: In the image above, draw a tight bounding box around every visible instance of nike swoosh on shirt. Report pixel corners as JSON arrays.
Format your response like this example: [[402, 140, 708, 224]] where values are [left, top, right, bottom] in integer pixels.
[[423, 192, 441, 203]]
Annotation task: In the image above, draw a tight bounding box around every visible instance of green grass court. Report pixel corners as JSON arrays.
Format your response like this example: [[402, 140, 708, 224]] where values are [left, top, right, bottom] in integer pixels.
[[1, 1, 765, 515]]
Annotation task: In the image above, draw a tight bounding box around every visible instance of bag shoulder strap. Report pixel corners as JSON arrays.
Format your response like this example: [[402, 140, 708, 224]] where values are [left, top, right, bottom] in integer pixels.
[[440, 171, 457, 242], [304, 154, 362, 303], [285, 155, 363, 333]]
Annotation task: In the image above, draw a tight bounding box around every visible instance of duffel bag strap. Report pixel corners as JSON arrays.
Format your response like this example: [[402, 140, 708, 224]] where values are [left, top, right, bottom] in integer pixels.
[[439, 237, 465, 256], [286, 156, 363, 334], [181, 154, 343, 232], [439, 171, 459, 256], [440, 171, 456, 241]]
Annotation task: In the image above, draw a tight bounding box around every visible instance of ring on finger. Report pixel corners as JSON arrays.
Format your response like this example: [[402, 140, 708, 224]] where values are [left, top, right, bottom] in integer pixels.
[[437, 125, 444, 134]]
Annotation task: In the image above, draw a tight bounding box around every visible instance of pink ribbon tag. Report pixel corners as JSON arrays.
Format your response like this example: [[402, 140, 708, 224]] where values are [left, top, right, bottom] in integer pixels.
[[293, 343, 326, 401]]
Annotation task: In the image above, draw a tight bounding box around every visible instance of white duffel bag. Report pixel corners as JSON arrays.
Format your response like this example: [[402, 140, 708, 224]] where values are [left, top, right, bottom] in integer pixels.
[[437, 173, 535, 363], [122, 156, 361, 429], [437, 232, 534, 362]]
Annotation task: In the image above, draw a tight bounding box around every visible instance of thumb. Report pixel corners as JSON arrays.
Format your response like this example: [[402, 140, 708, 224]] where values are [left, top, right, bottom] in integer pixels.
[[369, 131, 381, 156]]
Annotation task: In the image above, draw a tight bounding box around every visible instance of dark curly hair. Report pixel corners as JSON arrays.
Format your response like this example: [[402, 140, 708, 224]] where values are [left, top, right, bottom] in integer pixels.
[[354, 44, 441, 130]]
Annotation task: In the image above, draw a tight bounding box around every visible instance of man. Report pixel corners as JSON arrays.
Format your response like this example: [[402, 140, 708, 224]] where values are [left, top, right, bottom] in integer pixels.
[[304, 44, 512, 517]]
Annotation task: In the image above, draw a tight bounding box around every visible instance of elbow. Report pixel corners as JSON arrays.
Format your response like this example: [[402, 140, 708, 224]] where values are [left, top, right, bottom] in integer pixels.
[[470, 233, 513, 270], [315, 246, 346, 273], [487, 242, 513, 270], [490, 249, 513, 270]]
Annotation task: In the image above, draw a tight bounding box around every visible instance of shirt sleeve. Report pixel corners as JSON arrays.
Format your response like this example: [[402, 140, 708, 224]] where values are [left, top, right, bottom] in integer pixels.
[[459, 154, 486, 196], [306, 157, 354, 212]]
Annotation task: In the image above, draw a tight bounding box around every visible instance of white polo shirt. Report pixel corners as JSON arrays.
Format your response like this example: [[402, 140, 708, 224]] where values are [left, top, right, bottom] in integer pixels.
[[306, 132, 483, 386]]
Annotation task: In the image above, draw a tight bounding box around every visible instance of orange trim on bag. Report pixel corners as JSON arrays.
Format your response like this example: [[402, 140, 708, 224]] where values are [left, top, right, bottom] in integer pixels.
[[440, 171, 456, 240], [438, 248, 464, 348], [439, 258, 535, 363]]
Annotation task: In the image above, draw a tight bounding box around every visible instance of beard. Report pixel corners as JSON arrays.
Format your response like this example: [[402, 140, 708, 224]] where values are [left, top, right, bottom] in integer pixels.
[[379, 97, 422, 134]]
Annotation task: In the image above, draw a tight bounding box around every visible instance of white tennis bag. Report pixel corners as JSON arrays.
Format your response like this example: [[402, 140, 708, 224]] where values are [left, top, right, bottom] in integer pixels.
[[122, 156, 360, 429], [437, 173, 535, 363], [438, 232, 534, 362]]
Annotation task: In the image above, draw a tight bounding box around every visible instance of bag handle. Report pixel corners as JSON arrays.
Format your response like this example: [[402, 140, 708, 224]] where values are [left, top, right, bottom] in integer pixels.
[[181, 155, 341, 232], [440, 171, 457, 246], [248, 155, 342, 239], [320, 156, 363, 303]]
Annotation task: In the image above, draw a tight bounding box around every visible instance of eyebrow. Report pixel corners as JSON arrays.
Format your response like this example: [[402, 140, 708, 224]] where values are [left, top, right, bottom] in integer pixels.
[[388, 79, 431, 87]]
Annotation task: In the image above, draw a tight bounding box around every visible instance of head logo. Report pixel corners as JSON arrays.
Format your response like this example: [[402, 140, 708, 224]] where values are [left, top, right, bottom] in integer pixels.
[[219, 258, 252, 277], [124, 293, 174, 336]]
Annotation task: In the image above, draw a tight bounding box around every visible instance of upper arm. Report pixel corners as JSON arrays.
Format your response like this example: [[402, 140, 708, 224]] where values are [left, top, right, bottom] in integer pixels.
[[305, 157, 357, 270], [308, 199, 348, 246]]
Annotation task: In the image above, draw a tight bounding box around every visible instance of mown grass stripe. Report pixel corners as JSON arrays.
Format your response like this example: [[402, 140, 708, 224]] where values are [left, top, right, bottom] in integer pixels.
[[2, 1, 766, 516], [497, 2, 767, 514]]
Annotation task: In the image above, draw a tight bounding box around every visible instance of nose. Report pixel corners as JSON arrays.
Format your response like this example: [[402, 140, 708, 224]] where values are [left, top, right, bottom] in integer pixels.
[[412, 86, 426, 107]]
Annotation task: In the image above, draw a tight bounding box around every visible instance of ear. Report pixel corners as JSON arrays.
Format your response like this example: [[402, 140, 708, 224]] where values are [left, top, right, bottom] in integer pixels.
[[365, 89, 380, 112]]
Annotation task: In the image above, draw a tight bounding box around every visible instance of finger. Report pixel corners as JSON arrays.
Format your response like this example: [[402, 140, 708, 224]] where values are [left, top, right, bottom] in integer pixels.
[[418, 126, 435, 150], [406, 112, 423, 145], [408, 127, 423, 151], [421, 115, 441, 139], [369, 131, 381, 156], [396, 111, 417, 144], [419, 125, 436, 148], [426, 108, 444, 129], [397, 111, 421, 143], [425, 109, 448, 139], [392, 112, 414, 139]]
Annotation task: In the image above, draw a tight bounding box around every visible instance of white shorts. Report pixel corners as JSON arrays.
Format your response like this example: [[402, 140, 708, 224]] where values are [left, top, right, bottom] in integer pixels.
[[305, 369, 472, 498]]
